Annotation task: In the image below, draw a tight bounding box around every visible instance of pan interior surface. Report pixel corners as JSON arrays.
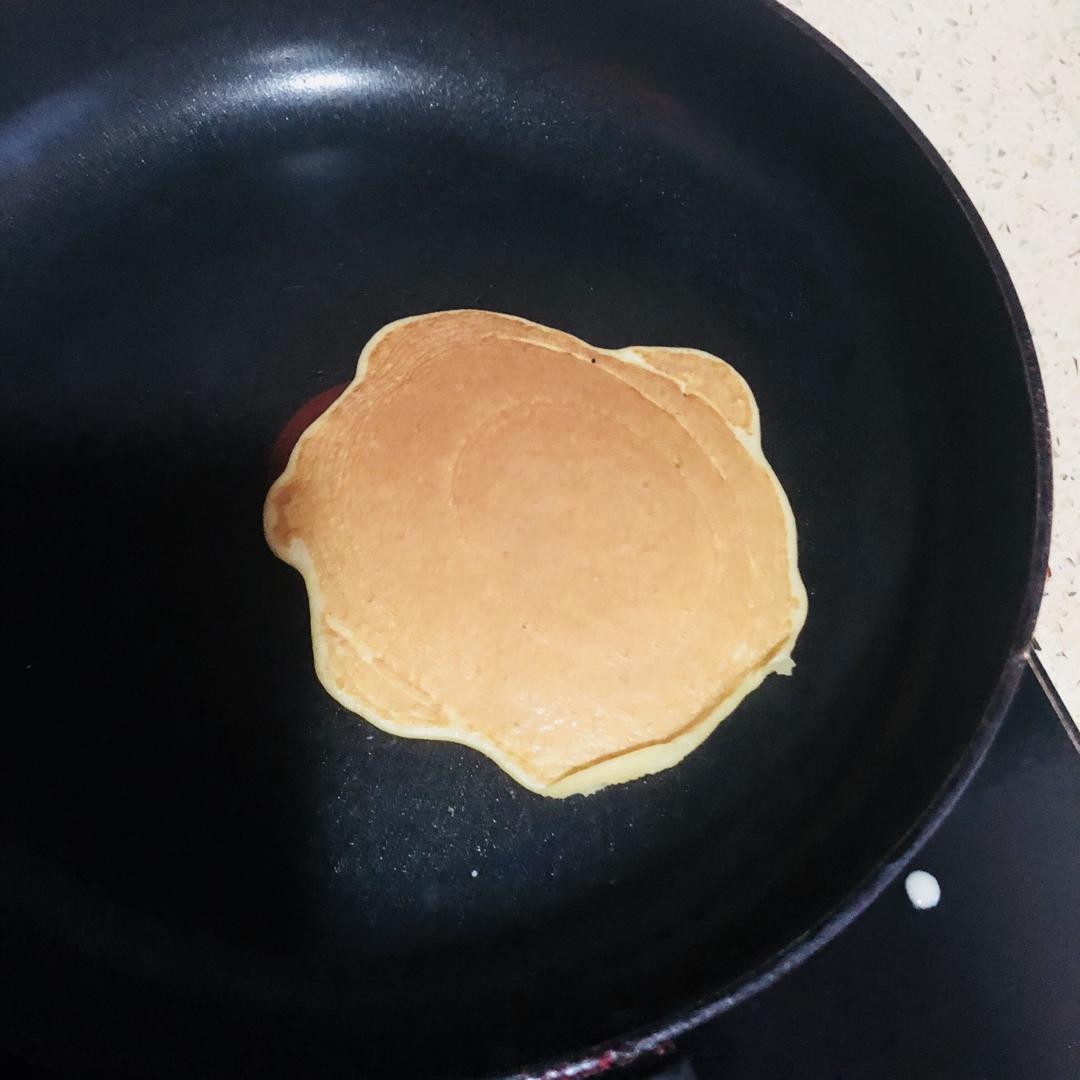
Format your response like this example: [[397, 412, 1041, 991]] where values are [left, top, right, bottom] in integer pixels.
[[0, 1, 1042, 1077]]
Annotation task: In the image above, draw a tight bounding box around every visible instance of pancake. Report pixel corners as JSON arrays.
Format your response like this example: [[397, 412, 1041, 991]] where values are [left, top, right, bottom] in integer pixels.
[[264, 310, 807, 797]]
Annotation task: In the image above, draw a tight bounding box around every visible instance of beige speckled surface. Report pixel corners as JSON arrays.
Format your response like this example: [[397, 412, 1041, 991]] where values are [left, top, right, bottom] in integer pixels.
[[789, 0, 1079, 720]]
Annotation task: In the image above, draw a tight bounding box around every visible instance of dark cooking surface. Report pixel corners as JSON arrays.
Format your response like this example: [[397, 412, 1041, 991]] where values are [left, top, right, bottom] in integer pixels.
[[683, 662, 1080, 1080], [0, 1, 1048, 1078], [4, 665, 1077, 1079]]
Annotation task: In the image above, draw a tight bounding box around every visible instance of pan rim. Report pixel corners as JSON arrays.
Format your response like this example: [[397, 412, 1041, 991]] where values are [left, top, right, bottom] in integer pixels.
[[516, 1, 1054, 1077]]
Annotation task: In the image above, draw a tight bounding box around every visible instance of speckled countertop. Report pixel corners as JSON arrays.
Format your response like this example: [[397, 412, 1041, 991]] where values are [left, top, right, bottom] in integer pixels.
[[789, 0, 1079, 720]]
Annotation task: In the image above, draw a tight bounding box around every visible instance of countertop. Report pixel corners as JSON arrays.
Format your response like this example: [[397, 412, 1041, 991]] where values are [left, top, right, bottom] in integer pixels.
[[789, 0, 1079, 720]]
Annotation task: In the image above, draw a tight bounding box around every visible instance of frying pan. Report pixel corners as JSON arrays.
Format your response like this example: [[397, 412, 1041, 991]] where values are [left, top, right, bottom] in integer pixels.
[[0, 0, 1051, 1077]]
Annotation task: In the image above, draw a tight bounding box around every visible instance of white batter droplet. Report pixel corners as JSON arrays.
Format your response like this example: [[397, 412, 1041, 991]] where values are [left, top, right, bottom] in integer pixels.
[[470, 869, 478, 878], [905, 869, 941, 910]]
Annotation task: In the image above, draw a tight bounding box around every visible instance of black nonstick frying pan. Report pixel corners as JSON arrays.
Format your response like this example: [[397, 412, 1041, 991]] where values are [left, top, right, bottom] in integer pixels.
[[0, 1, 1051, 1077]]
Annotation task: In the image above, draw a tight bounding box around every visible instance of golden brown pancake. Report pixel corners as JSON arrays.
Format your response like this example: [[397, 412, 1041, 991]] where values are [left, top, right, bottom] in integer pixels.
[[264, 311, 807, 796]]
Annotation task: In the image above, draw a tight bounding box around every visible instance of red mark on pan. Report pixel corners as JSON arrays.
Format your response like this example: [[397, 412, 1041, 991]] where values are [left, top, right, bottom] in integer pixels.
[[269, 382, 348, 481], [528, 1040, 677, 1079]]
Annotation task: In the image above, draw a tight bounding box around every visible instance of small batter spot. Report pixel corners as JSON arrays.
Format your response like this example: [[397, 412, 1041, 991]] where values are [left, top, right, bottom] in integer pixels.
[[470, 869, 479, 879], [904, 869, 941, 910]]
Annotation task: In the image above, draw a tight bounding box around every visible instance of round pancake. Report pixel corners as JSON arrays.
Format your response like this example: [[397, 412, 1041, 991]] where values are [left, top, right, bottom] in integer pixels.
[[264, 311, 807, 797]]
